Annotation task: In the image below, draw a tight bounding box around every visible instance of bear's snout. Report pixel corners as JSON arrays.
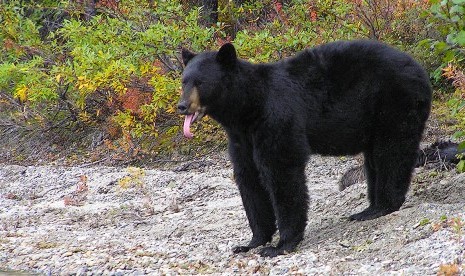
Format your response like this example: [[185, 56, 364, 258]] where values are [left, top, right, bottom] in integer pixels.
[[177, 101, 189, 114], [178, 86, 201, 115]]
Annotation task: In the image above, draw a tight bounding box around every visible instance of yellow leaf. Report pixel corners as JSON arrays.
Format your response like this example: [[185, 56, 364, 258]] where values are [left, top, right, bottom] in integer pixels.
[[56, 74, 61, 82], [124, 116, 133, 127], [15, 85, 28, 102]]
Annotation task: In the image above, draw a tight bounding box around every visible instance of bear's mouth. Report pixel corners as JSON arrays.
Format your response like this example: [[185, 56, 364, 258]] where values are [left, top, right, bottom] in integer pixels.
[[183, 108, 205, 139]]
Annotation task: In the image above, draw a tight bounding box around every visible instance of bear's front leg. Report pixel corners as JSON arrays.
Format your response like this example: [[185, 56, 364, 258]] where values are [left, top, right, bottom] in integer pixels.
[[228, 135, 277, 254], [253, 149, 309, 257], [231, 164, 277, 253]]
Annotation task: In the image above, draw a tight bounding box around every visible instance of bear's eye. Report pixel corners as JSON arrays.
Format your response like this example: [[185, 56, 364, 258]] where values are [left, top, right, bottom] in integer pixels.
[[194, 80, 203, 86]]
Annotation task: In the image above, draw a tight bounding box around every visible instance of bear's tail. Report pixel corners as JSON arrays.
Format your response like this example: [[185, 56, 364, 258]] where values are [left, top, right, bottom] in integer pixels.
[[338, 141, 463, 191]]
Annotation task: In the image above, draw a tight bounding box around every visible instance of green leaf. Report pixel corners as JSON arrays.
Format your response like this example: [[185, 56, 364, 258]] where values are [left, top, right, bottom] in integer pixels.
[[450, 5, 465, 14], [457, 160, 465, 172], [430, 3, 441, 14], [443, 50, 456, 63], [450, 15, 461, 22], [434, 41, 448, 53], [455, 30, 465, 46], [452, 130, 465, 139], [419, 218, 430, 226], [458, 100, 465, 111], [418, 39, 432, 47], [457, 141, 465, 151], [452, 0, 465, 4]]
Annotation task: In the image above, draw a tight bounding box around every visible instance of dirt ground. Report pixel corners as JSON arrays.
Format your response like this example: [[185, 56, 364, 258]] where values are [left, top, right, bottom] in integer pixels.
[[0, 151, 464, 275]]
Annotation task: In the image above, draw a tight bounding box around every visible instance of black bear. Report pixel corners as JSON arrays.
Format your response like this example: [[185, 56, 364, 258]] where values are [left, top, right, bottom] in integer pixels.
[[178, 40, 432, 257], [339, 141, 464, 191]]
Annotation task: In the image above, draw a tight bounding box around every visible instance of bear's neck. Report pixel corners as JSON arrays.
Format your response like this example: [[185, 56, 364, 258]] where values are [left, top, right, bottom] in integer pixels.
[[209, 62, 268, 130]]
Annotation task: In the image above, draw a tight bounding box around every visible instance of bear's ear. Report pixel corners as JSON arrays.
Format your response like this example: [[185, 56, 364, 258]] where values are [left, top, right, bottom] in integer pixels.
[[216, 43, 237, 66], [181, 48, 196, 66]]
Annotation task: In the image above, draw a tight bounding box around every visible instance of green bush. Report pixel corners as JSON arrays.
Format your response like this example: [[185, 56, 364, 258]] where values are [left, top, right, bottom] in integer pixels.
[[231, 0, 365, 62], [0, 1, 217, 155], [419, 0, 465, 171], [0, 0, 452, 159], [419, 0, 465, 80]]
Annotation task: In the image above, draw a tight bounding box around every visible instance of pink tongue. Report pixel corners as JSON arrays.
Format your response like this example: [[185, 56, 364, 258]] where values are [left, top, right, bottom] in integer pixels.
[[183, 114, 194, 138]]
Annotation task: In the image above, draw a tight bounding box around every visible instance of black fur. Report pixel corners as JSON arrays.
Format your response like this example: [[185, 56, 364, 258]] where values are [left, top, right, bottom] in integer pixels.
[[339, 141, 464, 191], [179, 40, 432, 257]]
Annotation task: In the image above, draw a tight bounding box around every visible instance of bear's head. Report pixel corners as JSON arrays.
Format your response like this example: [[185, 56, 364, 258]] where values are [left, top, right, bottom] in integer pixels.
[[178, 43, 237, 138]]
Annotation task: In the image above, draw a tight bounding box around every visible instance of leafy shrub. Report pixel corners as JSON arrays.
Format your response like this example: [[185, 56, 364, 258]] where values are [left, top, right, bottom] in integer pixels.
[[419, 0, 465, 80], [0, 0, 218, 157], [349, 0, 430, 42], [0, 0, 365, 158], [442, 64, 465, 171], [418, 0, 465, 171], [231, 0, 366, 62], [0, 0, 450, 160]]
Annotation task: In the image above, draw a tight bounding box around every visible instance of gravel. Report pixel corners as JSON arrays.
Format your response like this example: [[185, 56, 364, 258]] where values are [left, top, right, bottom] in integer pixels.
[[0, 153, 464, 275]]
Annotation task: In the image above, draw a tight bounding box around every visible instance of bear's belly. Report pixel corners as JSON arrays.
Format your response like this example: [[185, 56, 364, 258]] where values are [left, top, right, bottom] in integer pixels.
[[306, 125, 368, 156]]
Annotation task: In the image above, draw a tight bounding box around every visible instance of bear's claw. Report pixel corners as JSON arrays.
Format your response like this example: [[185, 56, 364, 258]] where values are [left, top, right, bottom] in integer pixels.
[[349, 206, 396, 221]]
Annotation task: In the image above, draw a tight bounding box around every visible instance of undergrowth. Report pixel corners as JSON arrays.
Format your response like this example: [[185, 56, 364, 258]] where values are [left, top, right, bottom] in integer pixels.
[[0, 0, 463, 165]]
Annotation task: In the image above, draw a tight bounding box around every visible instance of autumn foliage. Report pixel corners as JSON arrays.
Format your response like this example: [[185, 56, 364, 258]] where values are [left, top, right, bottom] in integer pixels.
[[0, 0, 463, 159]]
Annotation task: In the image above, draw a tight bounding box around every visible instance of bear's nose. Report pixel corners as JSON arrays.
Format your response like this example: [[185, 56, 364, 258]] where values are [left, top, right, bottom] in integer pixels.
[[177, 102, 188, 114]]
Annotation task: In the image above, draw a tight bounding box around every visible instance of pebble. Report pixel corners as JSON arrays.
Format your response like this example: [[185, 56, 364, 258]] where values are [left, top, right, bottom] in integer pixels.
[[1, 162, 463, 275], [62, 251, 73, 257], [382, 260, 392, 266], [247, 259, 258, 267], [30, 254, 41, 261], [76, 266, 88, 275]]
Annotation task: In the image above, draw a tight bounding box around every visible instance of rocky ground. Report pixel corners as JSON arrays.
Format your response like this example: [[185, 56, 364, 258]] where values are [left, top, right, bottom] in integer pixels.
[[0, 153, 464, 275]]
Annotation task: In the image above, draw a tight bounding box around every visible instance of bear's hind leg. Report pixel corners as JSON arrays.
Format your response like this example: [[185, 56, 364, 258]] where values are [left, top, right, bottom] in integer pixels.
[[350, 136, 419, 221], [349, 151, 398, 220]]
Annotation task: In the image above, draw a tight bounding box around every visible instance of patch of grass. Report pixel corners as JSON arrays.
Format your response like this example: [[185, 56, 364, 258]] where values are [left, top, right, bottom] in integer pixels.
[[36, 241, 58, 249], [351, 239, 373, 252], [450, 218, 463, 238], [5, 231, 24, 237], [419, 218, 431, 227], [432, 216, 464, 240], [118, 167, 145, 189]]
